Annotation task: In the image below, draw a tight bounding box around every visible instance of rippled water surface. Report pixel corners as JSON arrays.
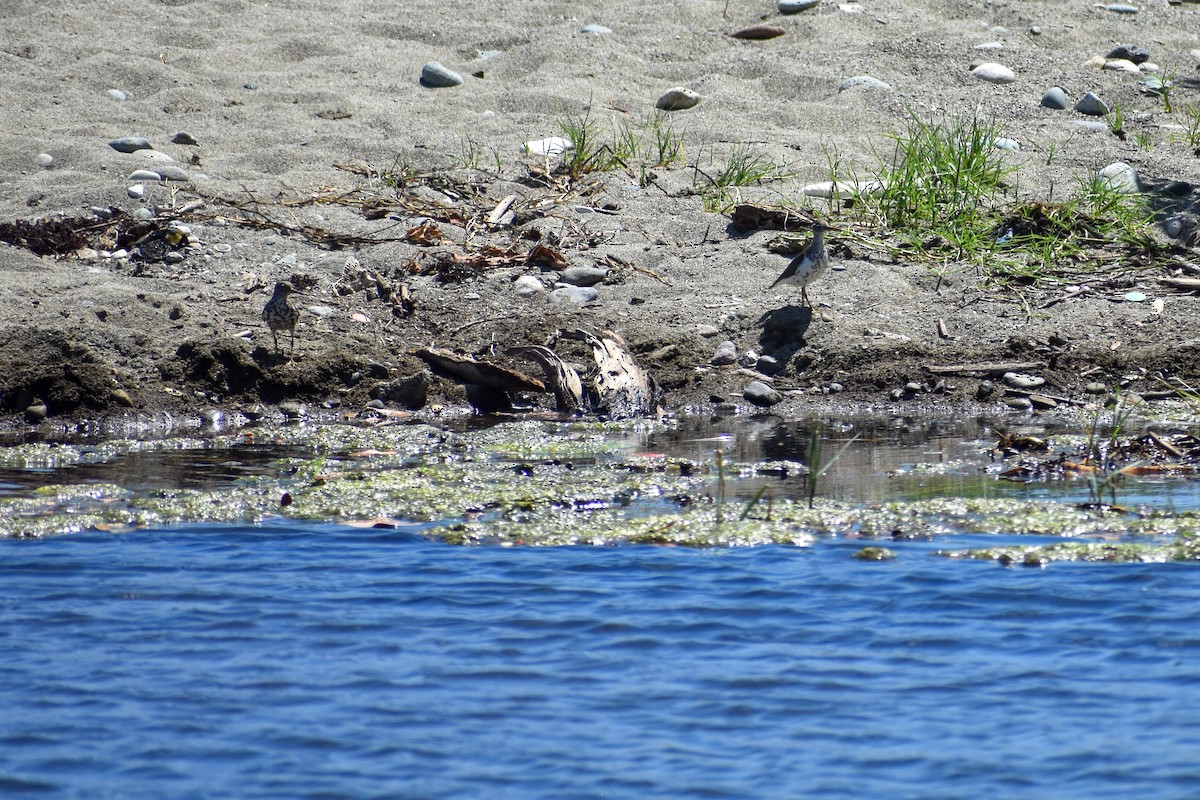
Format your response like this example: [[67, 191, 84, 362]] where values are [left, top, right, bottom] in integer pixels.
[[3, 414, 1200, 797], [3, 522, 1200, 798]]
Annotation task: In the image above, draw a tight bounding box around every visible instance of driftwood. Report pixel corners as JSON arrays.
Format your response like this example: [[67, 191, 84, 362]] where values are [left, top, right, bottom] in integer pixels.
[[414, 348, 545, 413], [560, 329, 658, 419], [507, 345, 585, 413], [925, 361, 1045, 377]]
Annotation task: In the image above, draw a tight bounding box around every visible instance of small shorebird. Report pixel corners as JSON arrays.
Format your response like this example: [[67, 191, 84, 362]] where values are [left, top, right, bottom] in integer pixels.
[[262, 281, 300, 353], [768, 219, 839, 308]]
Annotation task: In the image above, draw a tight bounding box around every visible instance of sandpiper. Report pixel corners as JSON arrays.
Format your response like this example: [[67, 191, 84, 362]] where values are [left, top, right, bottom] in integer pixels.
[[767, 219, 839, 308], [262, 281, 300, 353]]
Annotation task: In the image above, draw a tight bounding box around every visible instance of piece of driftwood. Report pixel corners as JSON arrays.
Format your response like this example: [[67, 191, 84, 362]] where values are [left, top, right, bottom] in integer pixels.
[[561, 329, 658, 419], [414, 348, 546, 413], [925, 361, 1044, 377], [507, 345, 585, 413]]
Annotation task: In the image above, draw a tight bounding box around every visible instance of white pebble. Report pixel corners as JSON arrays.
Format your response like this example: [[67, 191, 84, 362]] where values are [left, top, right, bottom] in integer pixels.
[[523, 136, 571, 156], [970, 63, 1016, 84], [656, 86, 701, 111], [34, 153, 53, 168], [1097, 162, 1139, 193], [127, 184, 145, 199], [107, 89, 127, 101]]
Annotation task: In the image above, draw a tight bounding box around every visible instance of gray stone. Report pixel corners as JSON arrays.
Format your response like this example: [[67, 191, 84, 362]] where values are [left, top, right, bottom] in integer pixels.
[[970, 62, 1016, 84], [558, 266, 608, 287], [580, 24, 612, 34], [1085, 382, 1108, 394], [128, 169, 162, 181], [1002, 372, 1045, 389], [711, 341, 738, 366], [513, 275, 545, 297], [171, 131, 199, 146], [109, 136, 153, 153], [1097, 161, 1139, 193], [778, 0, 819, 12], [656, 87, 700, 111], [157, 165, 192, 182], [548, 286, 597, 305], [1040, 86, 1070, 109], [1075, 91, 1109, 116], [420, 61, 464, 88], [744, 380, 783, 407], [127, 184, 145, 200], [696, 324, 721, 338], [839, 75, 892, 92], [34, 153, 53, 168], [107, 89, 127, 101], [756, 355, 782, 375], [1105, 4, 1138, 13]]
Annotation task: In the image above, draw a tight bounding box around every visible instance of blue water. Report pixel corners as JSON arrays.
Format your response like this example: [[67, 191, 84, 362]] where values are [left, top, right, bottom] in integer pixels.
[[3, 523, 1200, 798]]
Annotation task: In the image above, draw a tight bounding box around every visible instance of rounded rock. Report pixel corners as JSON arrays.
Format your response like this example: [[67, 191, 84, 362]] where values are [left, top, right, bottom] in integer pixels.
[[656, 87, 701, 111], [838, 75, 892, 92], [970, 63, 1016, 84], [1097, 161, 1139, 193], [1105, 4, 1138, 13], [730, 24, 786, 40], [171, 131, 199, 146], [127, 184, 146, 200], [1002, 372, 1045, 390], [580, 24, 612, 35], [548, 286, 597, 305], [34, 153, 53, 168], [108, 136, 153, 153], [711, 341, 738, 366], [744, 381, 783, 407], [128, 169, 162, 181], [420, 61, 464, 88], [1103, 59, 1141, 75], [558, 266, 608, 287], [24, 401, 47, 423], [778, 0, 820, 12], [157, 165, 192, 182], [1040, 86, 1070, 109], [107, 89, 127, 101], [1075, 91, 1109, 116], [514, 275, 545, 297], [1108, 45, 1149, 64]]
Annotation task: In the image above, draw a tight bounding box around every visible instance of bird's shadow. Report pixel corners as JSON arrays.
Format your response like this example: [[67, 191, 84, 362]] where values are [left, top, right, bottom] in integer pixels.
[[757, 305, 813, 367]]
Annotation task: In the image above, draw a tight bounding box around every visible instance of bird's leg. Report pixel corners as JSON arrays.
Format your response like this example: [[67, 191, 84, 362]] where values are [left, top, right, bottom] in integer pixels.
[[801, 287, 811, 308], [272, 330, 280, 353]]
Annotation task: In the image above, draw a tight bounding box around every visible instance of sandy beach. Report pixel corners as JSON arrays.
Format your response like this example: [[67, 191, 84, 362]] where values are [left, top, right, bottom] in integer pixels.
[[2, 0, 1200, 425]]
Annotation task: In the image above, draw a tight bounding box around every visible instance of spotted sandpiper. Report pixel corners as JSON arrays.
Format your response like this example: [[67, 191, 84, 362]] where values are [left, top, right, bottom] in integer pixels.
[[262, 281, 300, 353], [767, 219, 839, 308]]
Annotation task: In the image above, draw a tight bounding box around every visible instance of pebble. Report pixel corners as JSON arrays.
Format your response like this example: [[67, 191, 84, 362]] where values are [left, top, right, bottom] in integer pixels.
[[730, 24, 786, 40], [128, 169, 162, 181], [1074, 91, 1109, 116], [970, 63, 1016, 84], [558, 266, 608, 287], [993, 137, 1020, 151], [1103, 59, 1141, 74], [157, 165, 192, 182], [838, 75, 892, 92], [974, 41, 1004, 50], [419, 61, 464, 88], [697, 324, 721, 338], [127, 184, 145, 200], [1107, 43, 1150, 64], [524, 136, 571, 156], [1085, 382, 1108, 394], [1097, 161, 1138, 193], [1003, 372, 1044, 389], [513, 275, 545, 297], [1123, 290, 1147, 302], [213, 243, 233, 254], [656, 87, 701, 111], [107, 89, 127, 101], [171, 131, 199, 146], [548, 286, 597, 305], [977, 379, 996, 399], [744, 381, 783, 407], [1104, 4, 1138, 13], [164, 251, 186, 265], [1005, 396, 1034, 411], [1040, 86, 1070, 109], [1074, 120, 1109, 132], [778, 0, 820, 12], [109, 136, 153, 153], [34, 153, 53, 168], [580, 24, 613, 34], [131, 209, 154, 221], [24, 401, 48, 423], [711, 341, 738, 366], [757, 355, 782, 375]]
